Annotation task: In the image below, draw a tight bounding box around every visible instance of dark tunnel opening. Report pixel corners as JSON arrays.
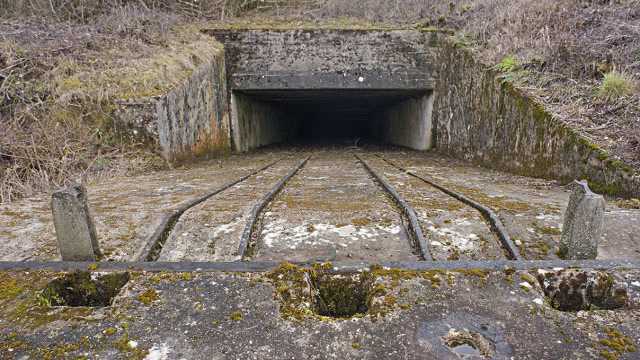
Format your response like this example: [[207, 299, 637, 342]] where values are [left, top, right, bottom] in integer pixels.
[[230, 89, 434, 151]]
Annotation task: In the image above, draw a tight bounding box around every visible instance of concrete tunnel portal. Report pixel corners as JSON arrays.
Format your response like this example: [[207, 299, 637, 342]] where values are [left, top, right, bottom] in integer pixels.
[[208, 29, 439, 153], [231, 89, 434, 151]]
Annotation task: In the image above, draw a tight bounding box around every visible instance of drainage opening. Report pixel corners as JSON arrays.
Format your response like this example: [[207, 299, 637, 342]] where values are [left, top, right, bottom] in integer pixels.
[[443, 329, 494, 359], [537, 270, 628, 312], [41, 271, 130, 307], [311, 273, 373, 318]]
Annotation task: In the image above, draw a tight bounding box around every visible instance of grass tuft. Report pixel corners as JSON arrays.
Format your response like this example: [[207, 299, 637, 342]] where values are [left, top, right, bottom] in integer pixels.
[[598, 72, 635, 102], [495, 55, 520, 73]]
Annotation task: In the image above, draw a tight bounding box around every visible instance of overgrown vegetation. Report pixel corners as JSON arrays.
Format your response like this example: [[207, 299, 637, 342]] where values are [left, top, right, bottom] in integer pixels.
[[495, 55, 520, 73], [1, 0, 639, 201], [0, 4, 217, 202]]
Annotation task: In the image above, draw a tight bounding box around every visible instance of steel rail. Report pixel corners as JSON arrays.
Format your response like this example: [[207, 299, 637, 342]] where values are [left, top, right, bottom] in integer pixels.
[[355, 154, 432, 260], [376, 155, 522, 260], [136, 159, 281, 262], [237, 156, 311, 260]]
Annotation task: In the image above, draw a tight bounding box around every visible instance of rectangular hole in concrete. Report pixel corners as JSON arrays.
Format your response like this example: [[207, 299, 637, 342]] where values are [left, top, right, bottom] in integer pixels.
[[40, 271, 130, 307], [230, 89, 433, 152]]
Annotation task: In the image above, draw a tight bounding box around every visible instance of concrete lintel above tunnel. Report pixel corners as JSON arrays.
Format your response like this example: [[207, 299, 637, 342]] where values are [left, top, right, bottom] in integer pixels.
[[231, 69, 436, 91], [208, 28, 440, 152], [206, 28, 439, 92]]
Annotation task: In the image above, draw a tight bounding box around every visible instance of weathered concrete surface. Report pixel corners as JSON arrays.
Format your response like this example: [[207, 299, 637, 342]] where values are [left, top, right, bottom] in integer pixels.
[[51, 184, 101, 261], [559, 181, 605, 260], [433, 39, 640, 198], [361, 154, 504, 261], [0, 150, 284, 261], [374, 93, 434, 150], [379, 149, 640, 261], [158, 155, 308, 262], [254, 150, 415, 262], [599, 209, 640, 259], [206, 29, 438, 91], [1, 267, 638, 359], [207, 29, 439, 153], [231, 92, 293, 152], [1, 147, 639, 262], [115, 46, 230, 162]]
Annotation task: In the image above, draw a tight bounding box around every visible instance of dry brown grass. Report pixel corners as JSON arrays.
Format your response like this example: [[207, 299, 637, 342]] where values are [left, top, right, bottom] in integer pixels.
[[0, 4, 203, 202], [0, 0, 302, 21], [1, 0, 639, 202]]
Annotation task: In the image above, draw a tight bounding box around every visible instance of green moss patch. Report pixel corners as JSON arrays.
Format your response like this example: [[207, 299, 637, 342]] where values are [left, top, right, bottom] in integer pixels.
[[597, 327, 637, 360], [40, 271, 130, 307], [137, 289, 159, 306], [0, 273, 24, 301], [266, 263, 390, 321]]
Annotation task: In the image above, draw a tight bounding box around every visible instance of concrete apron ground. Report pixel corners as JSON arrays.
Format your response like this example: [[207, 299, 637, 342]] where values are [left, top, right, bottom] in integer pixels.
[[0, 146, 639, 262], [254, 149, 415, 263], [0, 150, 286, 261], [380, 149, 640, 261], [1, 267, 639, 359], [158, 155, 308, 262], [2, 146, 640, 358]]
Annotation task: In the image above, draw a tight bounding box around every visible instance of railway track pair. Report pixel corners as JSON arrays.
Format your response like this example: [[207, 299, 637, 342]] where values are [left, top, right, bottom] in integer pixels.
[[135, 151, 519, 263], [2, 149, 639, 271]]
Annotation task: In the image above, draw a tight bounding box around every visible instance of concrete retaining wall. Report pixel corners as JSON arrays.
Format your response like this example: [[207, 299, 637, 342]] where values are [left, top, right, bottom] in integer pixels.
[[114, 52, 231, 162], [231, 92, 292, 152], [376, 93, 434, 150], [432, 40, 640, 197]]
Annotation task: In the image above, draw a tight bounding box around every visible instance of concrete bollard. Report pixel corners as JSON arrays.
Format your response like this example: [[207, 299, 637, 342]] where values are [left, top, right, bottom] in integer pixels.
[[559, 180, 605, 260], [51, 183, 101, 261]]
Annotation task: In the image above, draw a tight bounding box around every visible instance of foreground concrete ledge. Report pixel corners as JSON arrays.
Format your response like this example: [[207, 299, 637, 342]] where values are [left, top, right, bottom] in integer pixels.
[[1, 259, 639, 273]]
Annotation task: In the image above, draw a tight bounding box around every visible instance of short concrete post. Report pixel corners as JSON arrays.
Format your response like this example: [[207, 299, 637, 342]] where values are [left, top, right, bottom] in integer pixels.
[[559, 180, 605, 260], [51, 183, 101, 261]]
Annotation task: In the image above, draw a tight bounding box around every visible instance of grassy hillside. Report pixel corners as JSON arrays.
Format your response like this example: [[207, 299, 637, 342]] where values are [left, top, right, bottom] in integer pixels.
[[0, 0, 638, 202]]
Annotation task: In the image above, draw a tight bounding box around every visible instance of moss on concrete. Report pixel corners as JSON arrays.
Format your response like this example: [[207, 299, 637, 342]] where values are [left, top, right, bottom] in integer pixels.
[[435, 36, 640, 198], [203, 18, 439, 31], [55, 29, 222, 102], [137, 289, 159, 306], [598, 327, 637, 360]]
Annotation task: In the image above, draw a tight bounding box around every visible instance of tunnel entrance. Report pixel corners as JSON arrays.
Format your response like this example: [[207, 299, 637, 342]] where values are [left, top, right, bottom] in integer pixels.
[[230, 89, 433, 152]]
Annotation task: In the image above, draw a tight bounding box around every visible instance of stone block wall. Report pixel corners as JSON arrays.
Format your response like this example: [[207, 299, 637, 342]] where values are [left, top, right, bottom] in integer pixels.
[[206, 29, 438, 90]]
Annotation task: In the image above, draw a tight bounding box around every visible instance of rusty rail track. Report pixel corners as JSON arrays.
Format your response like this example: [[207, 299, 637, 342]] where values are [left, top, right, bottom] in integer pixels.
[[237, 156, 311, 260], [376, 154, 522, 261], [136, 159, 281, 262], [355, 154, 432, 261]]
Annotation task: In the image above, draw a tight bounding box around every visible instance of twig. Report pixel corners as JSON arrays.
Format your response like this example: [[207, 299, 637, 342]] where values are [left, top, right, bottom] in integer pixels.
[[137, 0, 150, 11], [0, 59, 28, 74]]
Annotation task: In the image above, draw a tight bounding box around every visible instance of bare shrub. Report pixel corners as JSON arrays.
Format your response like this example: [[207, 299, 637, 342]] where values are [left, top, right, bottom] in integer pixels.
[[96, 4, 180, 43], [0, 106, 98, 202]]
